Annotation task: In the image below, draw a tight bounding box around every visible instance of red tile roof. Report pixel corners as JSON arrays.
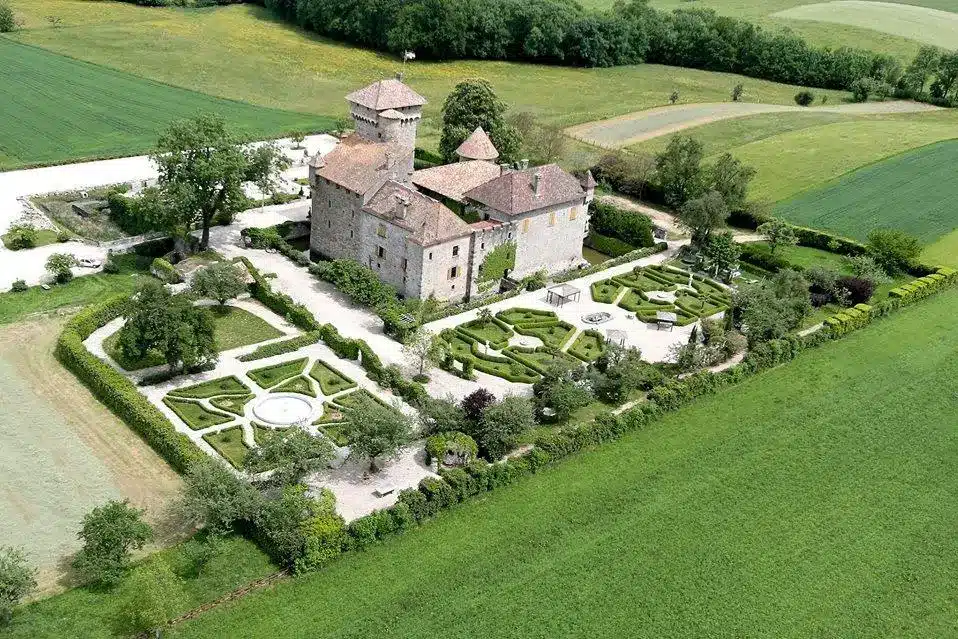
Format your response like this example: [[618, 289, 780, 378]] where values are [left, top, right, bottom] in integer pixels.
[[463, 164, 585, 216], [412, 160, 501, 203], [364, 182, 473, 247], [455, 127, 499, 161], [346, 79, 427, 111]]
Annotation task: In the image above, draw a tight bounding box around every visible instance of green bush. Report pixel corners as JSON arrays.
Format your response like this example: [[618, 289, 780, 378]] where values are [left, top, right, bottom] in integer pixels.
[[589, 200, 654, 248], [240, 257, 320, 331], [55, 296, 206, 473], [10, 279, 27, 293], [238, 331, 322, 362], [150, 257, 180, 284], [585, 230, 634, 258]]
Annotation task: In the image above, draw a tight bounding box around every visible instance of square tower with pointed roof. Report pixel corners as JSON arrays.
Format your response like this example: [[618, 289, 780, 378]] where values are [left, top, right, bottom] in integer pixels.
[[346, 76, 427, 152]]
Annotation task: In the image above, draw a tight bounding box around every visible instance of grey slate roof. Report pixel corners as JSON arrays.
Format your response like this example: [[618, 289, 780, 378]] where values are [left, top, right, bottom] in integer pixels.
[[411, 160, 502, 203], [463, 164, 585, 216], [455, 127, 499, 160], [346, 79, 427, 111], [364, 182, 473, 247]]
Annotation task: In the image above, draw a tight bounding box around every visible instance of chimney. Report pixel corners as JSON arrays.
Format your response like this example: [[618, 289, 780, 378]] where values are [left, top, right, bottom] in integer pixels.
[[532, 172, 542, 196], [394, 194, 409, 219]]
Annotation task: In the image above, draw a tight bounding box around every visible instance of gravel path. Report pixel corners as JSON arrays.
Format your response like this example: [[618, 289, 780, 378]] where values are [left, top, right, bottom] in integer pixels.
[[566, 100, 942, 148]]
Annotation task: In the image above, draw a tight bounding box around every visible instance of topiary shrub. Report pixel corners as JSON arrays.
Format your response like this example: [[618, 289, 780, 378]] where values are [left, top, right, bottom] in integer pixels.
[[794, 90, 815, 106], [150, 257, 180, 284], [10, 279, 27, 293], [836, 275, 875, 305]]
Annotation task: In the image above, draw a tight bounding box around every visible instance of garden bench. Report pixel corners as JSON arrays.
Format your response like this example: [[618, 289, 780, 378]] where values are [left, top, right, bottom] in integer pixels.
[[373, 485, 397, 498]]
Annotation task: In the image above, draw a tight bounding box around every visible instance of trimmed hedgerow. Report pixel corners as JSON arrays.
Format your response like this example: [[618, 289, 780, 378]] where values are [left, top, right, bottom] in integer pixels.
[[270, 375, 317, 397], [590, 278, 625, 304], [568, 330, 606, 363], [241, 257, 320, 332], [238, 331, 322, 362], [457, 316, 514, 350], [163, 397, 234, 430], [503, 345, 578, 375], [309, 360, 356, 395], [247, 358, 308, 389], [169, 376, 250, 399], [54, 295, 206, 473], [209, 394, 255, 416]]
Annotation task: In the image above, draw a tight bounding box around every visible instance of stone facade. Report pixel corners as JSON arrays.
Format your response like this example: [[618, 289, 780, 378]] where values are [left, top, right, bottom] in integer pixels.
[[309, 78, 595, 303]]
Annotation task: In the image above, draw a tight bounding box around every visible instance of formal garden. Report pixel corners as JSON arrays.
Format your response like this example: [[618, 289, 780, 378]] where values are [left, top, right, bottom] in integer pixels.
[[590, 264, 731, 326]]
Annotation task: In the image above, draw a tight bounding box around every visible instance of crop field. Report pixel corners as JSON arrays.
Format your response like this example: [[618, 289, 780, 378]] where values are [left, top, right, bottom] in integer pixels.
[[724, 114, 958, 202], [772, 1, 958, 49], [7, 2, 860, 149], [570, 100, 937, 149], [0, 38, 332, 169], [169, 287, 958, 638], [773, 140, 958, 243]]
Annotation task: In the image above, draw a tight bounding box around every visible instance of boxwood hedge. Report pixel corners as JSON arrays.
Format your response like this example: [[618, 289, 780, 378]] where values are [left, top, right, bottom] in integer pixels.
[[54, 295, 206, 473]]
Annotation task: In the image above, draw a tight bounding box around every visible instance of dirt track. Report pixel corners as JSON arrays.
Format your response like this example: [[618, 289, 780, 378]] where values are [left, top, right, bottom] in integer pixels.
[[566, 100, 942, 148], [0, 318, 183, 594]]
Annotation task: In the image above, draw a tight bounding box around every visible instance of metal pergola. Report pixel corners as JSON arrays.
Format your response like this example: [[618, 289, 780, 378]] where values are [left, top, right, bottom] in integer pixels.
[[546, 284, 581, 308]]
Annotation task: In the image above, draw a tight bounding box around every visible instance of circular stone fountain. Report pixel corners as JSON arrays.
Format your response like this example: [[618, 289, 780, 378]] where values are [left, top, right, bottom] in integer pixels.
[[253, 394, 316, 426], [581, 311, 613, 325]]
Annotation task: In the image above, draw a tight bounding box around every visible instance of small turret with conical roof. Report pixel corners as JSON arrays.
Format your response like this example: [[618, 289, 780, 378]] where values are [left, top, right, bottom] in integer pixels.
[[455, 127, 499, 162]]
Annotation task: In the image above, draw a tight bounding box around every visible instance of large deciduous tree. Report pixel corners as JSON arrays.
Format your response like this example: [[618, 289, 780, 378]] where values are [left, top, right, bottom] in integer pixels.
[[244, 427, 334, 486], [346, 396, 414, 471], [438, 79, 521, 163], [118, 281, 217, 372], [72, 500, 153, 587], [151, 114, 290, 250], [655, 135, 705, 208], [707, 153, 755, 211], [677, 190, 728, 249], [758, 218, 797, 255], [477, 394, 535, 460], [178, 458, 262, 537], [191, 261, 248, 305]]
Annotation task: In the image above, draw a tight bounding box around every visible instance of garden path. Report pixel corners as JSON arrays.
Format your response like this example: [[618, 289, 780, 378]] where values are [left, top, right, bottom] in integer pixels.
[[0, 134, 338, 289]]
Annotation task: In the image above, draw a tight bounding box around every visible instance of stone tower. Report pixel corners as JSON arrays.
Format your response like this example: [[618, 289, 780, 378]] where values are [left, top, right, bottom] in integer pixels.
[[345, 76, 427, 151]]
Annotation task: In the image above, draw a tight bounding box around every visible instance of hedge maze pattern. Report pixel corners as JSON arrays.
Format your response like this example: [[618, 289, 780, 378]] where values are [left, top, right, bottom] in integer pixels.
[[591, 265, 731, 326]]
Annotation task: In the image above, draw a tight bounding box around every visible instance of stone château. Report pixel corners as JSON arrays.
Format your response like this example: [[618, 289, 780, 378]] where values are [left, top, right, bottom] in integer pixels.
[[308, 76, 594, 302]]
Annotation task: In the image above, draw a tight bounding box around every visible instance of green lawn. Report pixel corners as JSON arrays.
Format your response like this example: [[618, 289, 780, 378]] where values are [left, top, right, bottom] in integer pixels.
[[0, 37, 332, 169], [271, 375, 316, 397], [171, 288, 958, 638], [773, 140, 958, 243], [7, 2, 852, 148], [209, 306, 284, 352], [202, 426, 249, 469], [754, 242, 853, 272], [170, 376, 250, 399], [247, 358, 308, 389], [0, 229, 62, 250], [923, 229, 958, 268], [104, 306, 282, 370], [209, 393, 254, 416], [0, 254, 150, 325], [6, 536, 276, 639], [308, 360, 356, 396], [163, 397, 234, 430]]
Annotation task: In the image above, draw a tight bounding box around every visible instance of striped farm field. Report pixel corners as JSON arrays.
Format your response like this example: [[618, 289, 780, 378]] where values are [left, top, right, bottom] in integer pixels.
[[773, 140, 958, 244], [0, 39, 333, 170]]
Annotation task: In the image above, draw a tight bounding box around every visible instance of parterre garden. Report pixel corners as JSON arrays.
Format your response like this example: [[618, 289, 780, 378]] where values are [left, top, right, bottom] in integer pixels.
[[439, 307, 607, 384], [591, 264, 732, 325], [158, 355, 365, 469]]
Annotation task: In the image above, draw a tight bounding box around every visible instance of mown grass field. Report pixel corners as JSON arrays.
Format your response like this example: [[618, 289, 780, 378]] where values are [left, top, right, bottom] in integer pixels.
[[0, 37, 332, 169], [6, 536, 276, 638], [644, 0, 954, 60], [167, 288, 958, 638], [773, 1, 958, 50], [6, 1, 852, 148], [773, 140, 958, 243]]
